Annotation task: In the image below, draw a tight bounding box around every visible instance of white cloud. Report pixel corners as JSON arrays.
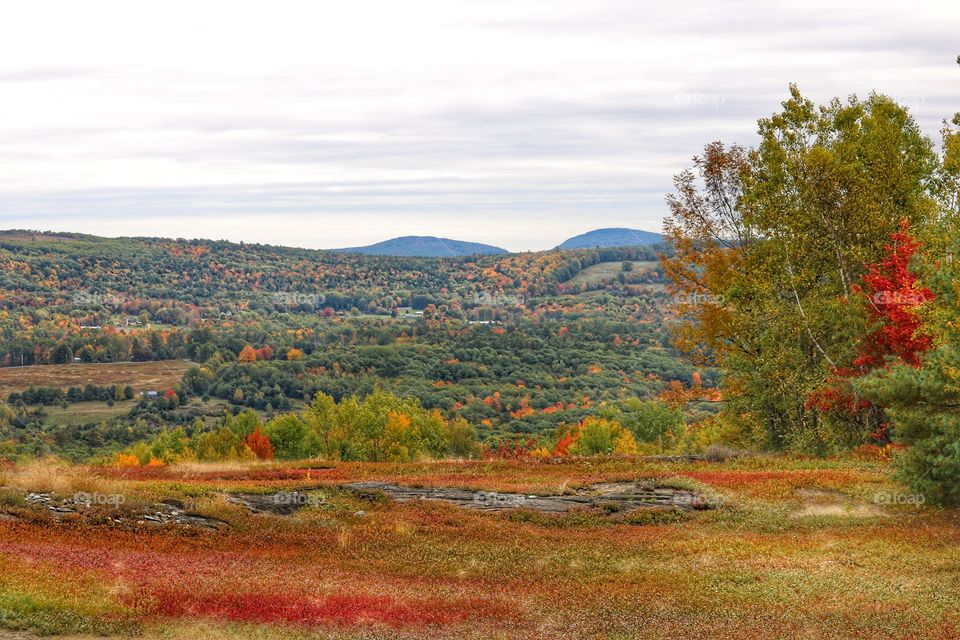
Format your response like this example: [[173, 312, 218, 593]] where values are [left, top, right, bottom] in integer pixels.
[[0, 0, 957, 251]]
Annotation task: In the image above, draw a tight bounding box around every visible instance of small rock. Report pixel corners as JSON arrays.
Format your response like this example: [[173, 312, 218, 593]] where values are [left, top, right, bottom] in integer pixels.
[[354, 510, 366, 518]]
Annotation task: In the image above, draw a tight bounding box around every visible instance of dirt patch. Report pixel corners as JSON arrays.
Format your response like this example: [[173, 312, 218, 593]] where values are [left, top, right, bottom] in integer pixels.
[[792, 504, 887, 518], [791, 488, 887, 519]]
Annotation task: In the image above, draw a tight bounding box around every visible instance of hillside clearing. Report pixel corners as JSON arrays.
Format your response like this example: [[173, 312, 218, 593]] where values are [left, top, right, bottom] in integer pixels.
[[0, 361, 194, 396], [568, 260, 659, 286]]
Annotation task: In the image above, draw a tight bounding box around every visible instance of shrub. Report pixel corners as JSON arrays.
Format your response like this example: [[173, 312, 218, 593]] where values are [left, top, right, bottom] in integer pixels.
[[265, 414, 309, 459], [192, 425, 252, 462], [703, 444, 742, 463], [570, 417, 633, 456], [243, 426, 274, 460], [615, 399, 685, 445], [447, 417, 481, 459]]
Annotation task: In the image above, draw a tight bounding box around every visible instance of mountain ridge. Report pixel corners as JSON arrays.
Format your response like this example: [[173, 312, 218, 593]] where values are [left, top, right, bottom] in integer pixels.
[[557, 228, 663, 249], [333, 235, 508, 257], [0, 228, 666, 255]]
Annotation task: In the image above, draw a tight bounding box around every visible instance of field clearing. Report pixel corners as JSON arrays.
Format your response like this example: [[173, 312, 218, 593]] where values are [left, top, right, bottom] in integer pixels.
[[568, 260, 659, 286], [39, 401, 136, 426], [574, 282, 667, 300], [0, 361, 194, 396], [0, 456, 957, 640], [0, 232, 84, 244]]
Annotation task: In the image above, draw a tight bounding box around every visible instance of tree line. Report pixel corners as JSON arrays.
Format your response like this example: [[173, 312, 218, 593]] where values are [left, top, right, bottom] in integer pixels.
[[664, 84, 959, 503]]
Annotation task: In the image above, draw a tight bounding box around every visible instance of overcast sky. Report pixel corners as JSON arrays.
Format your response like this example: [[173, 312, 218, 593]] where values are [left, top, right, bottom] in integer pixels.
[[0, 1, 957, 251]]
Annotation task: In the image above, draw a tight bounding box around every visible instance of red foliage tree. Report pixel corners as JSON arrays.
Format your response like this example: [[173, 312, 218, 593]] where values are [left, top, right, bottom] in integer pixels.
[[552, 430, 579, 457], [244, 426, 274, 460], [806, 220, 933, 440], [486, 437, 537, 459], [854, 220, 933, 369]]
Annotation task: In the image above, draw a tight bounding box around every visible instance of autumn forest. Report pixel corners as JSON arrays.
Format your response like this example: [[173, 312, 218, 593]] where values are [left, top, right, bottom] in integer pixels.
[[1, 80, 959, 640]]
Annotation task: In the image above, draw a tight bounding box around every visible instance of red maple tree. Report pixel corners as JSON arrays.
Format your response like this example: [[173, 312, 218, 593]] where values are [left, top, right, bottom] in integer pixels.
[[854, 220, 933, 369], [805, 221, 932, 440]]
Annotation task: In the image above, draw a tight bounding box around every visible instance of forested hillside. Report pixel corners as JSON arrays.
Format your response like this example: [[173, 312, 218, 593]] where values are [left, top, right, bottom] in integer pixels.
[[0, 232, 706, 459]]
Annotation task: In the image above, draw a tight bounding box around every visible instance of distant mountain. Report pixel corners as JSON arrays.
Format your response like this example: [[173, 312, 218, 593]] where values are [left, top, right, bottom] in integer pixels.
[[558, 228, 663, 249], [334, 235, 508, 257]]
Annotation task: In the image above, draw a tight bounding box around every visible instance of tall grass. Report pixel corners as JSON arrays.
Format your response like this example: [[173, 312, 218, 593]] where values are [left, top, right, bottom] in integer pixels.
[[0, 457, 122, 496]]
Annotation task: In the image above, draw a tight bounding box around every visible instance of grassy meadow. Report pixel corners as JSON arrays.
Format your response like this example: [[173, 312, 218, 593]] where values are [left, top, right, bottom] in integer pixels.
[[0, 362, 195, 397], [0, 455, 957, 640], [567, 260, 659, 287]]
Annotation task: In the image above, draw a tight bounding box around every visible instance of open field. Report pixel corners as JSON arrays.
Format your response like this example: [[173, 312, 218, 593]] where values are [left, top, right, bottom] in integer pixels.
[[0, 361, 194, 397], [0, 456, 957, 640], [38, 401, 137, 427], [568, 260, 659, 287]]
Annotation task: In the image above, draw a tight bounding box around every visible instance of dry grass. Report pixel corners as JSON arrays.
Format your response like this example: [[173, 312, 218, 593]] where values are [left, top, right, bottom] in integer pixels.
[[0, 361, 194, 396], [169, 460, 279, 476], [0, 456, 957, 640], [0, 458, 122, 497], [0, 459, 181, 526]]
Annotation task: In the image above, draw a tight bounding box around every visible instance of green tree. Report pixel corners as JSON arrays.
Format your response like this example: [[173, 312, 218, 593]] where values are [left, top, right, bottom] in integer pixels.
[[570, 417, 628, 455], [447, 417, 481, 458], [857, 229, 960, 505], [615, 398, 685, 444], [665, 86, 942, 451], [265, 413, 309, 459], [192, 423, 251, 461], [222, 409, 261, 438]]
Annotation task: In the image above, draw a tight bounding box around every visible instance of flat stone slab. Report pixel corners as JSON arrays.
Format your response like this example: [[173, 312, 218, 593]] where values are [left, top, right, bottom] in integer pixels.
[[15, 492, 225, 529], [225, 491, 326, 515], [340, 481, 710, 512]]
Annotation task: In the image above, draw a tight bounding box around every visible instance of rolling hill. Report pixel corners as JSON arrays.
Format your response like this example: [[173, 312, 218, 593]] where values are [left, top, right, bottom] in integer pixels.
[[335, 235, 508, 257], [558, 228, 663, 249]]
